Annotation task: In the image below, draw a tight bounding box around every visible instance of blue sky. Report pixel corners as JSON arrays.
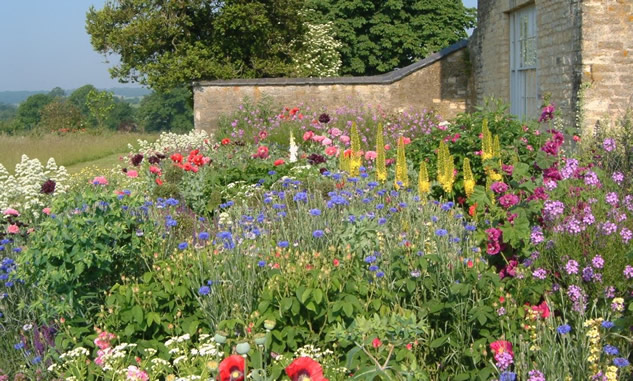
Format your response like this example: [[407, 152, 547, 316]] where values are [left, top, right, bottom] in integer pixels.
[[0, 0, 478, 91]]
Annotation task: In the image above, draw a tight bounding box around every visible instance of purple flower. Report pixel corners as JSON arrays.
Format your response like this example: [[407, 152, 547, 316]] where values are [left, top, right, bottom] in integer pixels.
[[602, 321, 615, 329], [604, 345, 619, 355], [591, 255, 604, 269], [603, 138, 616, 152], [532, 268, 547, 280], [584, 171, 601, 187], [601, 221, 617, 236], [527, 370, 545, 381], [613, 358, 629, 367], [620, 227, 632, 243], [567, 284, 587, 312], [494, 351, 514, 371], [605, 192, 619, 206], [500, 371, 516, 381], [312, 230, 324, 238], [198, 286, 210, 295], [561, 159, 578, 179], [557, 324, 571, 334], [624, 265, 633, 279], [543, 200, 565, 220], [582, 266, 594, 282], [565, 260, 579, 275], [490, 182, 509, 194], [530, 226, 544, 245], [612, 171, 624, 184], [498, 194, 519, 209], [604, 286, 615, 298]]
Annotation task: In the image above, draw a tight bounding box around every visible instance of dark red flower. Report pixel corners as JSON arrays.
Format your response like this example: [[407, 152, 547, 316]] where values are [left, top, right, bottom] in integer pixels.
[[285, 357, 328, 381], [218, 355, 245, 381], [318, 113, 331, 124], [40, 179, 56, 195], [131, 153, 144, 166]]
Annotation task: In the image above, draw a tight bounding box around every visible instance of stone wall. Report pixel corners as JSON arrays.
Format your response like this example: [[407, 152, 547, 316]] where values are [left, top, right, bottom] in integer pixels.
[[581, 0, 633, 133], [471, 0, 582, 128], [193, 41, 471, 135]]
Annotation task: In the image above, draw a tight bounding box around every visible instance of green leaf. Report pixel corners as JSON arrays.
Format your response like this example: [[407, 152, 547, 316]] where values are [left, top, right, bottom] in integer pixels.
[[312, 289, 323, 304], [342, 303, 353, 317], [300, 288, 311, 304], [131, 305, 144, 325], [430, 335, 448, 348]]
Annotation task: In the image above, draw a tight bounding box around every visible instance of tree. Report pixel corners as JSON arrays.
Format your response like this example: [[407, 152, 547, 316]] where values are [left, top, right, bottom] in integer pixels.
[[15, 93, 54, 131], [86, 0, 306, 91], [106, 99, 136, 131], [137, 88, 193, 132], [86, 89, 115, 130], [38, 99, 83, 132], [68, 84, 98, 118], [48, 87, 66, 98], [0, 103, 16, 121], [305, 0, 476, 76]]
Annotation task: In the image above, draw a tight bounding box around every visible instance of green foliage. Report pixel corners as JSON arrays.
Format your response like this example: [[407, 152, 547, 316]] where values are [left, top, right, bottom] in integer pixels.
[[306, 0, 475, 75], [19, 185, 152, 320], [86, 89, 116, 130], [137, 87, 193, 132], [14, 93, 54, 131], [86, 0, 306, 90], [38, 98, 83, 132]]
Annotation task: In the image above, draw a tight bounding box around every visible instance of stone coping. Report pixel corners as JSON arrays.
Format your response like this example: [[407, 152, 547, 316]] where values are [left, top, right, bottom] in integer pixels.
[[193, 39, 468, 87]]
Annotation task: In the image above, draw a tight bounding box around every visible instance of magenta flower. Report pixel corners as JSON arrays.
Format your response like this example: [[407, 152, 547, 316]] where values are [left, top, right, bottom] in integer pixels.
[[490, 182, 509, 194], [498, 194, 519, 209]]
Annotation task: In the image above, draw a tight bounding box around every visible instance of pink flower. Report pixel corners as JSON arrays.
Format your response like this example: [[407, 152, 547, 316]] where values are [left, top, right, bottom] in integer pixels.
[[329, 127, 342, 137], [498, 194, 519, 209], [402, 137, 411, 144], [339, 135, 350, 144], [258, 130, 268, 140], [364, 151, 377, 160], [42, 207, 52, 215], [372, 338, 382, 348], [126, 365, 149, 381], [7, 224, 19, 234], [303, 131, 314, 141], [324, 146, 338, 156], [321, 138, 333, 146], [384, 144, 390, 151], [490, 340, 514, 357], [252, 146, 269, 159], [126, 170, 138, 178], [312, 135, 326, 143], [3, 208, 19, 216], [92, 176, 108, 185]]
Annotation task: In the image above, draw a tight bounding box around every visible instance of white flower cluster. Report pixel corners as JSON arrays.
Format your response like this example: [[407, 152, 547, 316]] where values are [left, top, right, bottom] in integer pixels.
[[0, 155, 68, 218], [291, 20, 343, 78], [130, 130, 211, 156]]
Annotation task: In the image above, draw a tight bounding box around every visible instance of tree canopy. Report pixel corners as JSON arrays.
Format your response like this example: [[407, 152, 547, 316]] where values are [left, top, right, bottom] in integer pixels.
[[86, 0, 306, 91], [87, 0, 475, 88]]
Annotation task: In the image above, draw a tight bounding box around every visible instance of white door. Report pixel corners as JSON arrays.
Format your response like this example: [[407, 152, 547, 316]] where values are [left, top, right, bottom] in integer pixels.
[[510, 5, 538, 119]]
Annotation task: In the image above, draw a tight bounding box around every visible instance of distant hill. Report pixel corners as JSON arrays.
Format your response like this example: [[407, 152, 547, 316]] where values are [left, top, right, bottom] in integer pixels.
[[0, 87, 152, 105]]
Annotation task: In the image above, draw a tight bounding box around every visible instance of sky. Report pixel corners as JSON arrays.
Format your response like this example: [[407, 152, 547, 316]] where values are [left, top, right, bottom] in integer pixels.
[[0, 0, 478, 92]]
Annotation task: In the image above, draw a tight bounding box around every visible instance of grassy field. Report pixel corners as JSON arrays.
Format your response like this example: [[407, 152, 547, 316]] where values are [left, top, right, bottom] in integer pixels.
[[0, 132, 158, 173]]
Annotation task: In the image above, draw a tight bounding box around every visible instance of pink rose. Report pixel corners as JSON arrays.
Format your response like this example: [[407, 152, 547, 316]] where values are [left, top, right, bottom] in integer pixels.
[[7, 224, 19, 234], [321, 137, 333, 146], [364, 151, 377, 160], [92, 176, 108, 185], [402, 137, 411, 145], [303, 131, 314, 141], [3, 208, 19, 216], [339, 135, 350, 144], [42, 207, 52, 215], [329, 128, 342, 137], [126, 170, 138, 178], [312, 135, 326, 143], [324, 146, 338, 156]]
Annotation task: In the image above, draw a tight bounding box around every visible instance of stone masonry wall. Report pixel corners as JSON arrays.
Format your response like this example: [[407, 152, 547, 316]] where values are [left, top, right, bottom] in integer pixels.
[[193, 41, 471, 135], [581, 0, 633, 133], [471, 0, 582, 127]]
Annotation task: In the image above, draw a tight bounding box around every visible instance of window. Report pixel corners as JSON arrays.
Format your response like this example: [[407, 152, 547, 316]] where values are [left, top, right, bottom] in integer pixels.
[[510, 5, 538, 119]]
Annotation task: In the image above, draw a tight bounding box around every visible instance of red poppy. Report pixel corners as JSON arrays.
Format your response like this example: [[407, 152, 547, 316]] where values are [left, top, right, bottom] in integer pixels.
[[218, 355, 245, 381], [170, 153, 183, 163], [222, 138, 231, 145], [285, 357, 328, 381], [468, 204, 477, 217], [155, 178, 163, 186], [274, 159, 285, 166]]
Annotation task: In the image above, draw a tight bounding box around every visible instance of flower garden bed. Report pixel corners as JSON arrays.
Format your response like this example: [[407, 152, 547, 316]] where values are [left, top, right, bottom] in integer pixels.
[[0, 101, 632, 380]]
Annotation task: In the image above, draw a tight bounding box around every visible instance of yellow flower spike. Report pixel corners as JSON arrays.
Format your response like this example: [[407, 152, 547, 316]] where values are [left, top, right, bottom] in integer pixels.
[[375, 124, 387, 182], [437, 140, 447, 186], [463, 158, 475, 198], [418, 161, 430, 195], [437, 140, 454, 194], [338, 148, 350, 173], [493, 135, 501, 159], [394, 136, 408, 189], [481, 119, 493, 161], [349, 122, 361, 177]]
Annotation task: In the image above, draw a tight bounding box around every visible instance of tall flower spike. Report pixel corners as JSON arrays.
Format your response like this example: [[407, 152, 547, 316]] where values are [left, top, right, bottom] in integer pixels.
[[375, 124, 387, 182], [481, 119, 493, 161], [418, 161, 430, 195], [350, 122, 361, 177], [339, 149, 350, 173], [394, 136, 408, 189], [493, 135, 501, 159], [442, 144, 455, 194], [463, 157, 475, 198]]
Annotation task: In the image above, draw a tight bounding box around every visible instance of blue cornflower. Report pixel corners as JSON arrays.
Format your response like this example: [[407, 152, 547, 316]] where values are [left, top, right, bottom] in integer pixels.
[[32, 356, 41, 364], [264, 197, 273, 204], [613, 358, 629, 367], [178, 242, 188, 250], [348, 215, 356, 223], [199, 232, 210, 240], [431, 216, 438, 223], [12, 248, 21, 253], [198, 286, 210, 295], [604, 345, 619, 355], [166, 198, 179, 206], [0, 246, 4, 251], [368, 265, 379, 272], [293, 192, 308, 203], [367, 181, 378, 188], [278, 241, 289, 248], [435, 229, 448, 237], [0, 239, 10, 245], [226, 200, 234, 206], [465, 224, 477, 232], [376, 271, 385, 278], [376, 203, 384, 210], [451, 237, 461, 243], [377, 190, 386, 196], [499, 372, 516, 381], [258, 260, 266, 267], [268, 170, 276, 175], [332, 173, 342, 181], [313, 230, 324, 238], [399, 202, 407, 208], [362, 198, 371, 204], [389, 207, 397, 213], [378, 218, 387, 225], [557, 324, 571, 334], [390, 190, 399, 197], [455, 213, 463, 219], [359, 166, 366, 172], [309, 209, 321, 216], [441, 203, 453, 211], [14, 342, 24, 350], [322, 171, 331, 176], [273, 203, 285, 210], [360, 173, 368, 178], [165, 217, 177, 227], [207, 280, 214, 286], [601, 321, 615, 329], [348, 177, 358, 183], [364, 256, 376, 263], [277, 211, 287, 218]]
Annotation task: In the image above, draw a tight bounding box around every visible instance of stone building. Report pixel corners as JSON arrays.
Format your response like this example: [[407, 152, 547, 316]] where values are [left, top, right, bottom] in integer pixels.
[[471, 0, 633, 132], [194, 0, 633, 134]]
